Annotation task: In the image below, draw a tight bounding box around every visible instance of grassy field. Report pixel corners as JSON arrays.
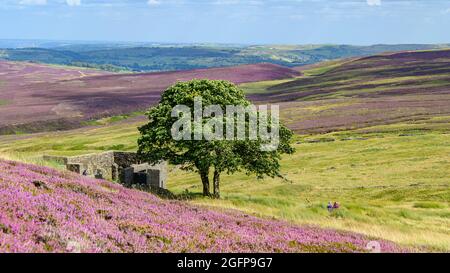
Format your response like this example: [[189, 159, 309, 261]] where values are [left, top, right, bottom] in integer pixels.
[[296, 58, 355, 76], [0, 116, 448, 251], [171, 130, 450, 251], [239, 78, 297, 94], [0, 99, 9, 106]]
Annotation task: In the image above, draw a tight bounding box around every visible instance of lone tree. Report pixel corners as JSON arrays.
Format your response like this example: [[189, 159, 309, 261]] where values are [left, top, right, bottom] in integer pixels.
[[138, 79, 294, 198]]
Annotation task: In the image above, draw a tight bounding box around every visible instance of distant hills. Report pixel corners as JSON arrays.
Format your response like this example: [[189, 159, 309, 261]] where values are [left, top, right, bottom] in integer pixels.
[[1, 40, 449, 72]]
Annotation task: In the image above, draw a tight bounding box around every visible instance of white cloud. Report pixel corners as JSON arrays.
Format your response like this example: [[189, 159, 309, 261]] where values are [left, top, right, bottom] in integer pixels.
[[367, 0, 381, 6], [66, 0, 81, 6], [19, 0, 47, 5], [147, 0, 161, 6]]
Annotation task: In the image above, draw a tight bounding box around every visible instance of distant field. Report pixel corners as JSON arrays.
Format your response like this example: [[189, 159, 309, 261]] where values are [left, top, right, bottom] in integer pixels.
[[0, 62, 299, 134], [244, 50, 450, 134], [239, 78, 297, 94], [293, 58, 355, 76], [2, 43, 447, 72], [248, 50, 450, 101]]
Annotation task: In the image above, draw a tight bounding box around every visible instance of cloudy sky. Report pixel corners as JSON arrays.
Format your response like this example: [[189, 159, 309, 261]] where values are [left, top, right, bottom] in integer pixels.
[[1, 0, 449, 44]]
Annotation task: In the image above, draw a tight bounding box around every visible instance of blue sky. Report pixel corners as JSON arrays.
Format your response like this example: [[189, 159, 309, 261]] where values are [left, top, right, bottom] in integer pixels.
[[1, 0, 450, 45]]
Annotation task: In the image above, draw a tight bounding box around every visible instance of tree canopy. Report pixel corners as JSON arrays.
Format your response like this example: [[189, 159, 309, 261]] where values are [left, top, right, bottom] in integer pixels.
[[138, 79, 295, 198]]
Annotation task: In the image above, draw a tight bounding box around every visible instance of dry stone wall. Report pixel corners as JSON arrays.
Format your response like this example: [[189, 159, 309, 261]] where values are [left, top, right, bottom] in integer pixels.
[[44, 151, 168, 190]]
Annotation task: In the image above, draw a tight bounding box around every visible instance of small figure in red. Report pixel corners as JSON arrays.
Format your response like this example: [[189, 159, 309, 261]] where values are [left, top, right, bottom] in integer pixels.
[[333, 202, 340, 209]]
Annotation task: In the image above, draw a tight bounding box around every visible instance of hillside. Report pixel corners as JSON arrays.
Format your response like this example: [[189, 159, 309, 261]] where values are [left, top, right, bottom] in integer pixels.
[[244, 49, 450, 133], [0, 62, 299, 134], [260, 49, 450, 100], [0, 159, 407, 253], [1, 116, 448, 251]]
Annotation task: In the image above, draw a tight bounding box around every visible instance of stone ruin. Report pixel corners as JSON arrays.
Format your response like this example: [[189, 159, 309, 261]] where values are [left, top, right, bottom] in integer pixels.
[[43, 151, 167, 189]]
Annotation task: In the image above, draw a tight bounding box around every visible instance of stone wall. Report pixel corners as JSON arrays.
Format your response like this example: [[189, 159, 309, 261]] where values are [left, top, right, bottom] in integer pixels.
[[66, 151, 117, 180], [113, 152, 141, 168], [48, 151, 167, 190], [66, 164, 80, 174], [122, 162, 167, 189], [42, 155, 68, 165]]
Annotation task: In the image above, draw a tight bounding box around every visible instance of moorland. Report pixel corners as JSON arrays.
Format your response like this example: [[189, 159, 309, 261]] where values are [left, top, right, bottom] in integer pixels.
[[0, 46, 449, 252]]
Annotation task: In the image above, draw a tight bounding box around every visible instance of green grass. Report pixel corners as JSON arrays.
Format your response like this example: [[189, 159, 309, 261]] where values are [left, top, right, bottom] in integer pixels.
[[82, 111, 145, 126], [239, 78, 298, 94], [301, 59, 351, 76], [0, 99, 9, 107], [0, 118, 449, 251], [168, 131, 450, 251], [0, 120, 141, 161]]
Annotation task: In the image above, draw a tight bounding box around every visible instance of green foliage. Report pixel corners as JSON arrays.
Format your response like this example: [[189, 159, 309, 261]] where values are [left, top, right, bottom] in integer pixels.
[[82, 111, 145, 126], [69, 62, 130, 72], [138, 80, 295, 197]]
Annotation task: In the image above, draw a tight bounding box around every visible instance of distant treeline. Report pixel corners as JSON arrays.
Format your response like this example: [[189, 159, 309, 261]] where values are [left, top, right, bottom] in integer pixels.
[[1, 44, 448, 72]]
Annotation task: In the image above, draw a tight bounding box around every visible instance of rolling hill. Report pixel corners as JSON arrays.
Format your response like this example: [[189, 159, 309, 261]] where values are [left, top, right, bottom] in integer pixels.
[[243, 49, 450, 133], [0, 62, 300, 134]]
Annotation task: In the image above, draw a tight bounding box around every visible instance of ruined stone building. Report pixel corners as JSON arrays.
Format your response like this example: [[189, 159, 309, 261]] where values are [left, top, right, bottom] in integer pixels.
[[44, 151, 167, 189]]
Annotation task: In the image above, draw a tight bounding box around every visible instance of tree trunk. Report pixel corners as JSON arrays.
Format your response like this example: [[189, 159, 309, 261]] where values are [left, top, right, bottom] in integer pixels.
[[213, 169, 220, 199], [200, 171, 211, 197]]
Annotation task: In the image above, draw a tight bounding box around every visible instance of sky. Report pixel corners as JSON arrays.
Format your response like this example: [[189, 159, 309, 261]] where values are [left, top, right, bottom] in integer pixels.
[[1, 0, 450, 45]]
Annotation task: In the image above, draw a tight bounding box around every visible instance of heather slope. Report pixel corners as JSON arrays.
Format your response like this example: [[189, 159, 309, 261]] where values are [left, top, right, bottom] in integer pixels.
[[243, 49, 450, 133], [254, 49, 450, 100], [0, 159, 406, 253], [0, 62, 299, 134]]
